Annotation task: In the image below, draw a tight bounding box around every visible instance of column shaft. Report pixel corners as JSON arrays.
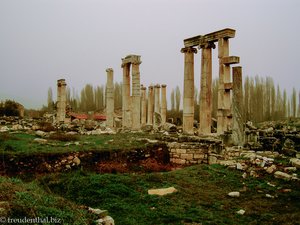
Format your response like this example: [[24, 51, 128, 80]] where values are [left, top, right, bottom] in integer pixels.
[[232, 66, 244, 145], [141, 87, 147, 126], [199, 46, 212, 134], [181, 47, 197, 135], [106, 68, 114, 128], [161, 84, 167, 125], [217, 38, 229, 133], [154, 84, 161, 127], [147, 86, 154, 125], [131, 63, 141, 130], [57, 79, 67, 123], [122, 63, 131, 128]]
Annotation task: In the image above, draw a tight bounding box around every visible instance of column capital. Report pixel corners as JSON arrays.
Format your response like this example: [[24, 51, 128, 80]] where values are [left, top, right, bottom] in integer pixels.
[[161, 84, 167, 88], [154, 84, 161, 88], [199, 41, 216, 49], [106, 68, 113, 73], [148, 85, 154, 90], [181, 47, 197, 54]]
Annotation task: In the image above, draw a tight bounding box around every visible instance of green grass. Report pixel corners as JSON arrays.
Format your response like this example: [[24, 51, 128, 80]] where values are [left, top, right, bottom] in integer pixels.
[[38, 164, 300, 225], [0, 132, 159, 155], [0, 176, 96, 225]]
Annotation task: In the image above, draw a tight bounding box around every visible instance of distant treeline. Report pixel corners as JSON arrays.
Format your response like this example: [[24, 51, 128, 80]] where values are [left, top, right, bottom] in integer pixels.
[[46, 76, 299, 123]]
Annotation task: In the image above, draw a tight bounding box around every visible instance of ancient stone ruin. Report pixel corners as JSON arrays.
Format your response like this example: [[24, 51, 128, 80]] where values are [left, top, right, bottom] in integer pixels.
[[56, 79, 67, 123], [182, 28, 243, 145], [121, 55, 142, 130], [106, 68, 114, 128]]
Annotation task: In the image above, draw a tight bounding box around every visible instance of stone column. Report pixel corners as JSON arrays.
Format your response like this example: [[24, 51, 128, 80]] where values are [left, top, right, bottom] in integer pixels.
[[199, 43, 214, 134], [154, 84, 161, 127], [181, 47, 197, 135], [147, 86, 154, 125], [217, 38, 229, 134], [232, 66, 244, 145], [122, 62, 131, 128], [57, 79, 67, 123], [161, 84, 167, 125], [141, 86, 147, 126], [131, 61, 141, 130], [106, 68, 114, 128]]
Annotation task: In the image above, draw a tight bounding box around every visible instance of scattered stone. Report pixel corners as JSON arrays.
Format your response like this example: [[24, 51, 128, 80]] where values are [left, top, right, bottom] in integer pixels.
[[36, 130, 47, 137], [148, 187, 177, 196], [265, 194, 275, 199], [33, 138, 47, 144], [242, 172, 247, 179], [95, 216, 114, 225], [274, 171, 292, 180], [250, 170, 259, 178], [290, 158, 300, 168], [236, 163, 243, 170], [267, 182, 276, 187], [0, 126, 9, 132], [228, 191, 240, 197], [88, 207, 108, 217], [73, 157, 81, 166], [284, 167, 297, 172], [266, 165, 277, 174], [236, 209, 245, 215]]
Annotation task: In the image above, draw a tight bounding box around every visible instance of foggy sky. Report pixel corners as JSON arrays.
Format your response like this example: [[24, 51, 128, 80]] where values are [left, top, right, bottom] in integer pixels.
[[0, 0, 299, 109]]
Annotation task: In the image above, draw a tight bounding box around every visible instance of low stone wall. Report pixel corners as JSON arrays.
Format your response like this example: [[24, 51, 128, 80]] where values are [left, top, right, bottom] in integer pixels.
[[164, 136, 223, 165]]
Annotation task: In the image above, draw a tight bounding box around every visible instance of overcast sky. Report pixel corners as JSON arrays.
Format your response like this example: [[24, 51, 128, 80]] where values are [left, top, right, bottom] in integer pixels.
[[0, 0, 299, 109]]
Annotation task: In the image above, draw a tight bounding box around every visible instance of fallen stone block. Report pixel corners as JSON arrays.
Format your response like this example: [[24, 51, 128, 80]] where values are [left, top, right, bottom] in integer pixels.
[[274, 171, 292, 180], [148, 187, 177, 196]]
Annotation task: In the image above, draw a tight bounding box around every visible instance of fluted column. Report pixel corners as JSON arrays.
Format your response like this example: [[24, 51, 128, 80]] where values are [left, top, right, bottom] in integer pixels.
[[122, 62, 131, 128], [141, 86, 147, 126], [131, 61, 141, 130], [57, 79, 67, 123], [181, 47, 197, 135], [106, 68, 114, 128], [161, 84, 167, 125], [154, 84, 161, 127], [147, 86, 154, 125]]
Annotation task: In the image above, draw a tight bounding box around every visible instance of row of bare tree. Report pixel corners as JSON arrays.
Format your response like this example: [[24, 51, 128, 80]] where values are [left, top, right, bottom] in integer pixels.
[[47, 76, 299, 122]]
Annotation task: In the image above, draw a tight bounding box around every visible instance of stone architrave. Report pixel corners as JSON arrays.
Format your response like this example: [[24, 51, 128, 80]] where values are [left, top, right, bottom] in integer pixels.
[[141, 86, 147, 126], [181, 47, 197, 135], [106, 68, 114, 128], [232, 66, 244, 145], [147, 86, 154, 125], [121, 62, 131, 128], [154, 84, 161, 127], [57, 79, 67, 122], [160, 84, 167, 125]]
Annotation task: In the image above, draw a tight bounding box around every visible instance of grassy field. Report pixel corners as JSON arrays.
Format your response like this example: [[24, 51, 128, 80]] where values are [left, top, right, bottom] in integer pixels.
[[1, 164, 299, 225], [0, 132, 158, 155]]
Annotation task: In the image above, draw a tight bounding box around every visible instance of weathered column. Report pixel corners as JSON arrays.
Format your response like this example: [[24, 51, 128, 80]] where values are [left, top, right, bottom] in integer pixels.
[[147, 86, 154, 125], [154, 84, 161, 127], [131, 59, 142, 130], [181, 47, 197, 135], [161, 84, 167, 125], [217, 38, 229, 134], [122, 62, 131, 128], [199, 43, 214, 134], [141, 86, 147, 126], [106, 68, 114, 128], [232, 66, 244, 145], [57, 79, 67, 123]]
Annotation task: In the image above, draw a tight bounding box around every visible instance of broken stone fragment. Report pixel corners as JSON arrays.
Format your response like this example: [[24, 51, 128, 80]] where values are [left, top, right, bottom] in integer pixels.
[[33, 138, 47, 144], [95, 216, 114, 225], [148, 187, 177, 196], [266, 165, 277, 174], [228, 191, 240, 197], [236, 209, 245, 215], [290, 158, 300, 168], [88, 207, 108, 217], [274, 171, 292, 180], [73, 157, 81, 166]]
